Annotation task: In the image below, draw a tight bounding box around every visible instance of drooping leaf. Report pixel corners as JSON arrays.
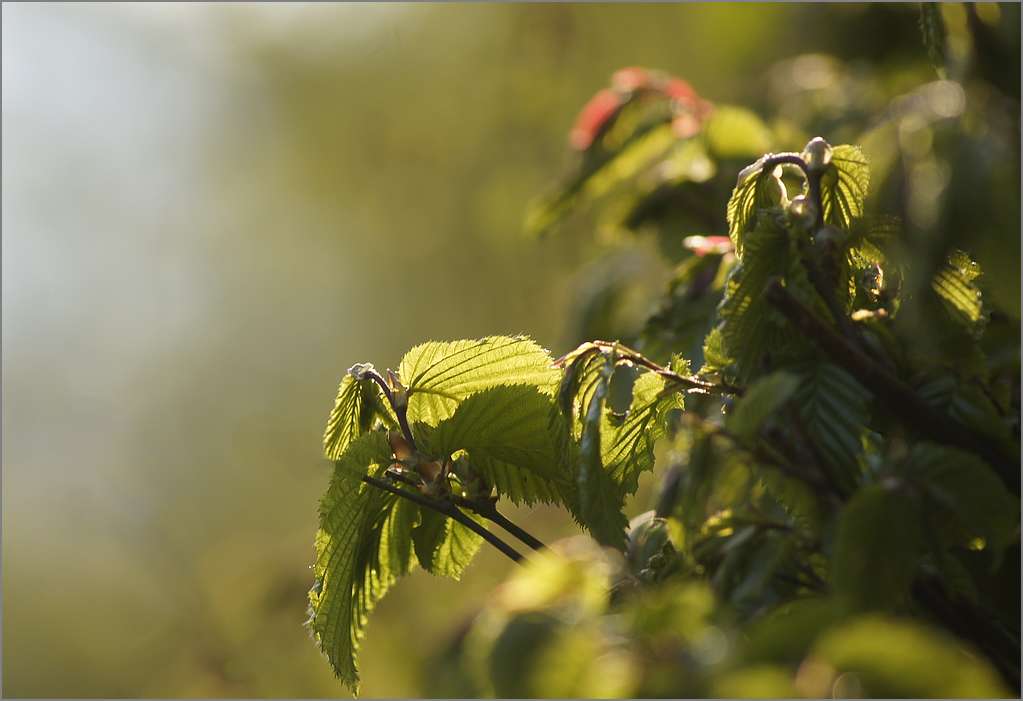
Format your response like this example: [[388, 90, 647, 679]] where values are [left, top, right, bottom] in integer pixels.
[[727, 370, 800, 442], [902, 442, 1019, 560], [398, 336, 559, 425], [308, 431, 413, 693], [526, 122, 678, 238], [413, 509, 486, 580], [819, 144, 869, 230], [831, 483, 923, 609], [577, 374, 628, 549]]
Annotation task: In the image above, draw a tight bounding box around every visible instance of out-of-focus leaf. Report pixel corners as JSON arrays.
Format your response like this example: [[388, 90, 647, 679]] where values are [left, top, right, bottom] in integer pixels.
[[703, 105, 774, 159], [810, 616, 1009, 697], [710, 665, 798, 699], [739, 597, 849, 666], [727, 370, 800, 442], [831, 483, 923, 609], [398, 336, 558, 425], [526, 123, 678, 237], [903, 442, 1019, 560]]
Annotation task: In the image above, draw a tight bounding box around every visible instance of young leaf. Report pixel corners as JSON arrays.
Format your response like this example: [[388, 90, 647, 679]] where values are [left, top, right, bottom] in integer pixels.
[[398, 336, 559, 425], [831, 483, 923, 609], [726, 158, 787, 257], [324, 373, 393, 461], [308, 431, 414, 693], [819, 144, 869, 229], [424, 385, 567, 505]]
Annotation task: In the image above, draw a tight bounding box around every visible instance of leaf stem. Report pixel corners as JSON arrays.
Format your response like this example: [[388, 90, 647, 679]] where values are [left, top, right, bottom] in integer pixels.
[[362, 369, 418, 451], [361, 474, 524, 564]]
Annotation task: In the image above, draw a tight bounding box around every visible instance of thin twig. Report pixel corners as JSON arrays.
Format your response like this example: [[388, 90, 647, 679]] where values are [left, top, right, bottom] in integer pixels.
[[590, 340, 744, 396], [382, 469, 547, 552], [361, 474, 524, 564], [470, 499, 547, 552]]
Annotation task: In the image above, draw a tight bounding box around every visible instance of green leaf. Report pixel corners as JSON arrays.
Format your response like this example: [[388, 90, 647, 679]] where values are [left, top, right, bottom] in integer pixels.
[[726, 157, 787, 257], [903, 442, 1019, 560], [727, 371, 800, 442], [308, 431, 413, 693], [832, 483, 923, 609], [577, 374, 629, 549], [412, 509, 485, 580], [796, 363, 871, 488], [526, 122, 680, 237], [819, 144, 869, 229], [703, 105, 774, 159], [602, 371, 684, 494], [425, 385, 566, 505], [713, 217, 796, 381], [398, 336, 559, 425], [931, 249, 987, 337], [811, 616, 1008, 697], [323, 373, 393, 461]]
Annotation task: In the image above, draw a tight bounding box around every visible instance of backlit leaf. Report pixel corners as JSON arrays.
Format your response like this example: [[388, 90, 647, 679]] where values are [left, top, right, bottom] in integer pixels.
[[308, 431, 413, 693], [398, 336, 559, 425]]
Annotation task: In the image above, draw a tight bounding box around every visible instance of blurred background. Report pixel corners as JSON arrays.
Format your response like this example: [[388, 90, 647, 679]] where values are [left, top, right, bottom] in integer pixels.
[[2, 3, 1018, 697]]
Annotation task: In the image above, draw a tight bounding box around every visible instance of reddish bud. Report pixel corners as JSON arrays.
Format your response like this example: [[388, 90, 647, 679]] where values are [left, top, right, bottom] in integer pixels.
[[611, 66, 651, 93], [570, 89, 623, 150], [682, 235, 733, 257]]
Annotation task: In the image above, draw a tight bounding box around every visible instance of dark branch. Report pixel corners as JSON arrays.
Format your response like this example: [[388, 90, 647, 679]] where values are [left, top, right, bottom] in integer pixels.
[[361, 474, 524, 564], [765, 279, 1020, 494], [469, 498, 547, 552]]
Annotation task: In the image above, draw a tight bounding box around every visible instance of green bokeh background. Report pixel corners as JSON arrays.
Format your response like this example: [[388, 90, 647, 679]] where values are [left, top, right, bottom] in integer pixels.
[[2, 3, 1017, 697]]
